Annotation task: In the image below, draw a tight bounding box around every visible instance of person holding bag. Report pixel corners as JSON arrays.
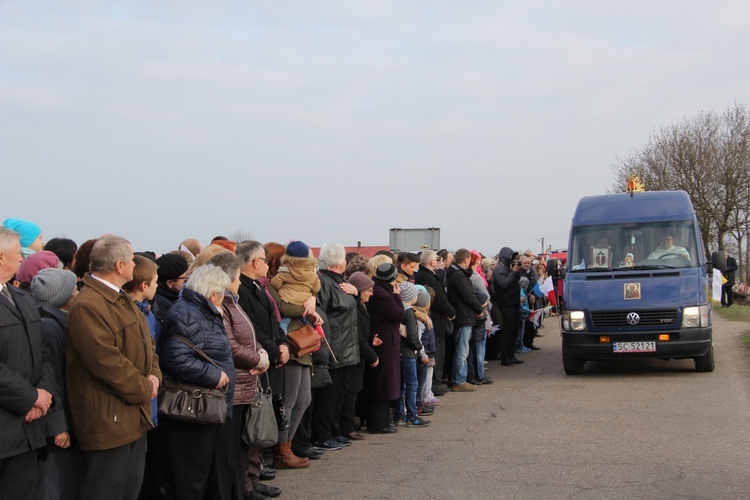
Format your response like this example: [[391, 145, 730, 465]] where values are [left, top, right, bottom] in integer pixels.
[[208, 253, 281, 500], [160, 264, 236, 500]]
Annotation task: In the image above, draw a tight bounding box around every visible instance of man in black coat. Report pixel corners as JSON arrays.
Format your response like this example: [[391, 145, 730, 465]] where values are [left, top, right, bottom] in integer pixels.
[[414, 250, 455, 388], [493, 247, 524, 366], [446, 248, 485, 392], [0, 227, 55, 500], [235, 241, 289, 396], [722, 251, 738, 307]]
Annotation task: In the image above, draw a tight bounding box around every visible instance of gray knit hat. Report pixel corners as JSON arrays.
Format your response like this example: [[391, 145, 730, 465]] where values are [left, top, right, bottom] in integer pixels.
[[31, 268, 77, 308], [373, 263, 398, 283], [415, 288, 430, 308], [399, 282, 418, 303]]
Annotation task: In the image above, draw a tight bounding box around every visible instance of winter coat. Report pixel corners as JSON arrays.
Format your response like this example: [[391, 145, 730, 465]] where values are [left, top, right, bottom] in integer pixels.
[[400, 306, 422, 359], [414, 265, 456, 338], [161, 288, 236, 417], [0, 285, 56, 459], [270, 255, 321, 306], [38, 303, 70, 439], [151, 284, 179, 324], [446, 264, 484, 328], [365, 281, 404, 401], [520, 289, 530, 319], [65, 274, 161, 451], [351, 301, 378, 393], [222, 291, 267, 405], [316, 270, 359, 369], [724, 256, 738, 286], [266, 284, 313, 367], [493, 247, 521, 308]]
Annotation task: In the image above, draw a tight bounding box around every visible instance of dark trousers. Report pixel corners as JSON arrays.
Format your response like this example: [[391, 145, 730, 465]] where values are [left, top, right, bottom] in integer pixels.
[[243, 446, 262, 495], [433, 335, 446, 384], [139, 425, 170, 500], [442, 334, 455, 382], [312, 366, 349, 441], [722, 284, 734, 306], [164, 418, 220, 500], [523, 319, 537, 348], [500, 306, 520, 362], [205, 405, 244, 500], [80, 434, 147, 500], [340, 389, 358, 436], [0, 448, 40, 500]]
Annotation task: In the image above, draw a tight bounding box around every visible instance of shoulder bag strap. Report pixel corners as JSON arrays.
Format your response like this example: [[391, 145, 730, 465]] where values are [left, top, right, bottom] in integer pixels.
[[171, 334, 222, 371]]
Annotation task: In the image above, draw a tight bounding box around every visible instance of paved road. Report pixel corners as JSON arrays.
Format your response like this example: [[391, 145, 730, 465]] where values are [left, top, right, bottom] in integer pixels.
[[271, 315, 750, 499]]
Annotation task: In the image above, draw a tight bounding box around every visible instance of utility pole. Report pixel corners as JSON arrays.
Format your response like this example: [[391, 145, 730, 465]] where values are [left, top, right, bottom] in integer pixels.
[[540, 238, 545, 255]]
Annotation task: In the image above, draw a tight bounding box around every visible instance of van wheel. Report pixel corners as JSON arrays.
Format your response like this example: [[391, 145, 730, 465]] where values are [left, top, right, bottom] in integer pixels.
[[694, 343, 715, 372], [562, 347, 586, 375]]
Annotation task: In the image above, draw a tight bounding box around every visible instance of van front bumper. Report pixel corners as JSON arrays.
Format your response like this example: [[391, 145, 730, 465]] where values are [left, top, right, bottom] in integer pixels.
[[562, 327, 712, 360]]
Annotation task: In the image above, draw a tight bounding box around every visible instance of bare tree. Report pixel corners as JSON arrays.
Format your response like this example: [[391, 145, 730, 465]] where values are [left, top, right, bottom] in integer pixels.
[[228, 230, 255, 243], [611, 102, 750, 279]]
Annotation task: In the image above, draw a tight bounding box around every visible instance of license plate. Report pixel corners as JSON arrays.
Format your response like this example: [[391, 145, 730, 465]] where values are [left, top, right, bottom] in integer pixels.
[[613, 341, 656, 353]]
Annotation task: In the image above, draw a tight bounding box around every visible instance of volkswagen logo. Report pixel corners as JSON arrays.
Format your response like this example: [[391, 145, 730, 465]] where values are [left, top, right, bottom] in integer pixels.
[[626, 312, 640, 325]]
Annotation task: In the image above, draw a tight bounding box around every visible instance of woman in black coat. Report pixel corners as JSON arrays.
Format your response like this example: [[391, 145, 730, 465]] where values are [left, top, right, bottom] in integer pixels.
[[364, 263, 404, 433]]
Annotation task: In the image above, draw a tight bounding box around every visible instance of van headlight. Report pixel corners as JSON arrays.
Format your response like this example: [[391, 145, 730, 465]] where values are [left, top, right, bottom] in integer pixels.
[[562, 310, 586, 331], [682, 306, 709, 328]]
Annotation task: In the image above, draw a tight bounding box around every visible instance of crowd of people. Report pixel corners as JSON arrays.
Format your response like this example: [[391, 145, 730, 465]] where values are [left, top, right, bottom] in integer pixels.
[[0, 218, 558, 500]]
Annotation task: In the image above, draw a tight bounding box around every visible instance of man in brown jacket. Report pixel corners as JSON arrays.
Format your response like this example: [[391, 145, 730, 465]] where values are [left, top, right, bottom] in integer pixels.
[[65, 235, 161, 500]]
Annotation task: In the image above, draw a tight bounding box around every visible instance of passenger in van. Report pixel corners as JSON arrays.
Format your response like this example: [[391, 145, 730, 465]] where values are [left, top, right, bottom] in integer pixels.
[[647, 232, 690, 260]]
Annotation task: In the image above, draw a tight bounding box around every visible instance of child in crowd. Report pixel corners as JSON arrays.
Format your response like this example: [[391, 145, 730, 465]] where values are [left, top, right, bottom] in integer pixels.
[[122, 255, 167, 500], [394, 282, 429, 428], [31, 268, 83, 500], [3, 217, 44, 258], [517, 276, 531, 354], [270, 241, 320, 333], [415, 287, 439, 414]]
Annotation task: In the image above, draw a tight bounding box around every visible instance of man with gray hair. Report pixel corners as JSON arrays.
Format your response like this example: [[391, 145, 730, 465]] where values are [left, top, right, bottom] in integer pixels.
[[0, 227, 55, 500], [65, 235, 162, 500], [415, 250, 455, 391]]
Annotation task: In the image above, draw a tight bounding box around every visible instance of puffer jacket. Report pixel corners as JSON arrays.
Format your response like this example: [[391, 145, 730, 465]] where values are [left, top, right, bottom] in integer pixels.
[[316, 270, 359, 368], [222, 291, 267, 405], [493, 247, 521, 308], [161, 288, 236, 417]]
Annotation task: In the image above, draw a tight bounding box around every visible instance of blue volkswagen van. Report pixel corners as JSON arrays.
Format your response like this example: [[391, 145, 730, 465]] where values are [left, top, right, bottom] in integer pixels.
[[560, 190, 715, 374]]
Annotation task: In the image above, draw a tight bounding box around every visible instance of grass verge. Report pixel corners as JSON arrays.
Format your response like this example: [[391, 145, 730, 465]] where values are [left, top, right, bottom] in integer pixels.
[[714, 303, 750, 322]]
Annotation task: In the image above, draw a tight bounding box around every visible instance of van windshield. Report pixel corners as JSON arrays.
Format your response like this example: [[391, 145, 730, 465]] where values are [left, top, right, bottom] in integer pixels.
[[568, 221, 700, 271]]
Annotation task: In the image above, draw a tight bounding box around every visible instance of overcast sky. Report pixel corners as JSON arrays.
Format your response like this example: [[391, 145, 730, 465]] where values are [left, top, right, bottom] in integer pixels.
[[2, 1, 749, 257]]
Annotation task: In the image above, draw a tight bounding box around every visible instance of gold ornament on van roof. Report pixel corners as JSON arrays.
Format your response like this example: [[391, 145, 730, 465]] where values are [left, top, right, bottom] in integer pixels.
[[626, 175, 645, 196]]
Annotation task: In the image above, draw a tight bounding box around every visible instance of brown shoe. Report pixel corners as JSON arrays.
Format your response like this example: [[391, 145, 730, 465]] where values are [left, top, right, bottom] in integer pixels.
[[451, 382, 477, 392], [273, 441, 310, 469]]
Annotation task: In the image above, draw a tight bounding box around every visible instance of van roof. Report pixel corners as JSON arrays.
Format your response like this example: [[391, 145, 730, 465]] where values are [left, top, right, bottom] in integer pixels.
[[572, 190, 695, 226]]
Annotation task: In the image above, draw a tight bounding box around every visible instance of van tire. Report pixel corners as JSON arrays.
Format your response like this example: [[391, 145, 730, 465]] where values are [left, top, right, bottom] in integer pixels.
[[562, 347, 586, 375], [694, 343, 715, 372]]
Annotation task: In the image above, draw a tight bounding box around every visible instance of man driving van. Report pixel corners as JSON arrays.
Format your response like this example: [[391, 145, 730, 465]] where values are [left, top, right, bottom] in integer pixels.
[[647, 232, 690, 260]]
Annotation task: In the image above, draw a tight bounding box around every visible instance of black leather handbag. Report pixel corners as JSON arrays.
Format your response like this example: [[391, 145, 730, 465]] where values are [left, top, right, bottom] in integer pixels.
[[158, 335, 228, 425]]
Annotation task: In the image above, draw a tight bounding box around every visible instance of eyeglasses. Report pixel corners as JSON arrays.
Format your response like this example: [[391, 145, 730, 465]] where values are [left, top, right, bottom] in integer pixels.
[[255, 257, 268, 264], [436, 257, 443, 262]]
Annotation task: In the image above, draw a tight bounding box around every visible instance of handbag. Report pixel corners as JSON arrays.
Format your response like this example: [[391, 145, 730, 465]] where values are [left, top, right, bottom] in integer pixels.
[[243, 374, 279, 448], [286, 317, 322, 357], [158, 335, 228, 425]]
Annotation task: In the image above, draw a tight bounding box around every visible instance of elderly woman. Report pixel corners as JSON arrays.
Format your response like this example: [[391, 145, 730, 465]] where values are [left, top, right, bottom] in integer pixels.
[[160, 264, 236, 500], [205, 252, 280, 500], [310, 243, 360, 451], [364, 263, 404, 433]]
